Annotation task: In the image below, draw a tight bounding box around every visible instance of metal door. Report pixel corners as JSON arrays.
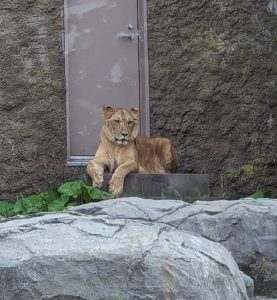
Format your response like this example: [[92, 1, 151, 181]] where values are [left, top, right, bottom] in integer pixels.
[[65, 0, 149, 166]]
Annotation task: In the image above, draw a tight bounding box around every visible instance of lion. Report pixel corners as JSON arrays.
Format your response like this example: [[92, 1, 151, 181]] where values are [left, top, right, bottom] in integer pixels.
[[87, 105, 178, 195]]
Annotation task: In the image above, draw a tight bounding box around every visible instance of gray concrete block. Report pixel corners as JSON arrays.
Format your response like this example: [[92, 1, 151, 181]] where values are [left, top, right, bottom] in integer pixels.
[[102, 173, 209, 201]]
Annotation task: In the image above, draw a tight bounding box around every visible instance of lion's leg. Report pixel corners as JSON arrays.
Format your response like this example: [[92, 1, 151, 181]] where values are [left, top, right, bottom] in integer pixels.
[[87, 157, 108, 188], [109, 161, 138, 195], [162, 141, 178, 173]]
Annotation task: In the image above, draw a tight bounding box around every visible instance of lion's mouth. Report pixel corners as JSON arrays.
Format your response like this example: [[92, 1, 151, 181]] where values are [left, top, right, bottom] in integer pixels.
[[115, 138, 129, 145]]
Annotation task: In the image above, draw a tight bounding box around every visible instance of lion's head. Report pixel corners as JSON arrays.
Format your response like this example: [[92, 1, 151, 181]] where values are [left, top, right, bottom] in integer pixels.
[[102, 105, 139, 145]]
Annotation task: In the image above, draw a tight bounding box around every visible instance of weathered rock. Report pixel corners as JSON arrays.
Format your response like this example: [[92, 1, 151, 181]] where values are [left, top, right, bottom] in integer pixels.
[[252, 298, 277, 300], [71, 197, 277, 297], [0, 211, 250, 300]]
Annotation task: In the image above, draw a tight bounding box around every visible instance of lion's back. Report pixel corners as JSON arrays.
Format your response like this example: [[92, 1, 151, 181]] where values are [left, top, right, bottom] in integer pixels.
[[135, 135, 177, 173]]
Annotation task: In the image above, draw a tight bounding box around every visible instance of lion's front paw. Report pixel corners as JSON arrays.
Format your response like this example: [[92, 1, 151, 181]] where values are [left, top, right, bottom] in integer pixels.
[[88, 165, 104, 188], [92, 178, 103, 188], [91, 173, 103, 189], [109, 176, 124, 195]]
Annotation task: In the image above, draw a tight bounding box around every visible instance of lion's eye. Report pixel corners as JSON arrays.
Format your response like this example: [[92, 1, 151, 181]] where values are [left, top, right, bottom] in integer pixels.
[[114, 120, 120, 124], [128, 121, 134, 126]]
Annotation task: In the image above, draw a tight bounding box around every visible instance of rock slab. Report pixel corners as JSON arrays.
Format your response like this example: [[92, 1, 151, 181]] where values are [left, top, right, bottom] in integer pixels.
[[0, 210, 250, 300], [72, 197, 277, 297]]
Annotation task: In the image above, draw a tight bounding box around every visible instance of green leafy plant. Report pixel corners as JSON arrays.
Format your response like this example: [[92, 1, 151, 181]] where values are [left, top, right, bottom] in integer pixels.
[[249, 191, 265, 199], [0, 201, 16, 218], [249, 190, 277, 199], [0, 180, 112, 218], [58, 180, 112, 203]]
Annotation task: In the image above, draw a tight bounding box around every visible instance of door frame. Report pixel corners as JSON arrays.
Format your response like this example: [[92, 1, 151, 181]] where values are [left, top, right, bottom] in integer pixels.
[[64, 0, 150, 166]]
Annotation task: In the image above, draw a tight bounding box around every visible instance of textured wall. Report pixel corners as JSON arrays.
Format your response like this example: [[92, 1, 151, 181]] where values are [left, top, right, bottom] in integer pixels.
[[148, 0, 277, 197], [0, 0, 84, 201], [0, 0, 277, 200]]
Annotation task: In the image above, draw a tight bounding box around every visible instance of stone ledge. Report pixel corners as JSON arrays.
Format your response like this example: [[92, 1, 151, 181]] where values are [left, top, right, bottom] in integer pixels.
[[101, 173, 209, 201]]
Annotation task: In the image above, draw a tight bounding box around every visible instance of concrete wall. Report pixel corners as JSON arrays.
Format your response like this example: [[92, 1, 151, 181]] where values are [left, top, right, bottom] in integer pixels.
[[0, 0, 83, 201], [0, 0, 276, 200], [148, 0, 277, 197]]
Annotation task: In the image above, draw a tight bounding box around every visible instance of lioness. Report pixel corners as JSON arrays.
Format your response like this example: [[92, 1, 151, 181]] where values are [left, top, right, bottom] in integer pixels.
[[87, 105, 177, 195]]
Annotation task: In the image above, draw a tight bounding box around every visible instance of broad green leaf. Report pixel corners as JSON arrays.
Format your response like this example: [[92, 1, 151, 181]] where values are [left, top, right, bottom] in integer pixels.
[[65, 201, 79, 208], [60, 194, 70, 202], [14, 195, 45, 215], [58, 180, 83, 197], [81, 185, 112, 202], [15, 193, 52, 215], [13, 199, 31, 215], [48, 198, 70, 212], [39, 189, 59, 204]]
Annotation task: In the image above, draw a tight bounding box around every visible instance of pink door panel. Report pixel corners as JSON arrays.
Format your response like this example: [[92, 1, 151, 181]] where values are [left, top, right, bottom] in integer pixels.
[[65, 0, 141, 163]]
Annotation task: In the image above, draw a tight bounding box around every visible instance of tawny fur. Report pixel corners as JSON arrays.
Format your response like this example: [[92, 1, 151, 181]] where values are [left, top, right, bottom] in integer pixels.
[[87, 105, 178, 195]]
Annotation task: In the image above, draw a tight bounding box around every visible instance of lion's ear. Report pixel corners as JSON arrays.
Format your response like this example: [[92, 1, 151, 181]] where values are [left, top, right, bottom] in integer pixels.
[[103, 105, 115, 119], [129, 107, 140, 120]]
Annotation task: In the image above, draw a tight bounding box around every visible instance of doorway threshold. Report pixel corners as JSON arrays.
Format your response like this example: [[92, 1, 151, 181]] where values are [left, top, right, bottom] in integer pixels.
[[67, 156, 92, 167]]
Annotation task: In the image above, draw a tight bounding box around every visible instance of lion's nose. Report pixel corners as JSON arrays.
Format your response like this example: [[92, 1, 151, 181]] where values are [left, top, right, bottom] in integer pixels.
[[121, 132, 128, 137]]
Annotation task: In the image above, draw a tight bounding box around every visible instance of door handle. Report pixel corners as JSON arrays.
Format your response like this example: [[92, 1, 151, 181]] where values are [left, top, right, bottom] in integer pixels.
[[118, 31, 139, 40]]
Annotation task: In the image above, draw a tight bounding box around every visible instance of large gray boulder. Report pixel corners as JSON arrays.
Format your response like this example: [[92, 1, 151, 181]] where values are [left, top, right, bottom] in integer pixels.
[[0, 210, 250, 300], [71, 197, 277, 297], [252, 298, 277, 300]]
